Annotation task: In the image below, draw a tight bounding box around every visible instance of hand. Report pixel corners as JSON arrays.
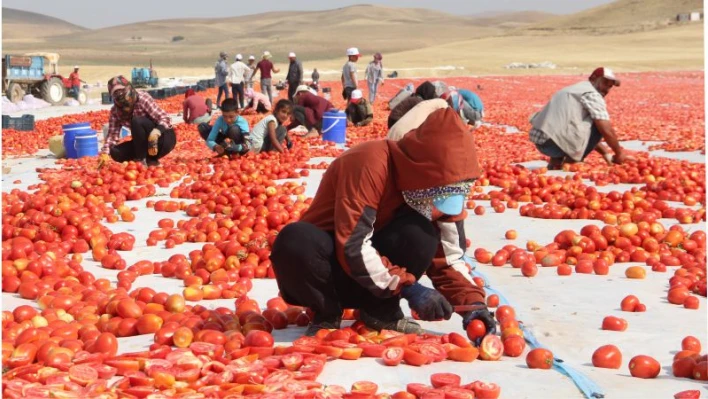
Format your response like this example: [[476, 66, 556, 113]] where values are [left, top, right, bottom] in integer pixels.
[[461, 303, 497, 345], [603, 153, 614, 165], [612, 152, 633, 165], [401, 283, 453, 321], [213, 144, 225, 155]]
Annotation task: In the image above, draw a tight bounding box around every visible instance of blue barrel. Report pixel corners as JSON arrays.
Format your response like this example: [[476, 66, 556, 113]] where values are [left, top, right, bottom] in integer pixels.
[[321, 110, 347, 144], [62, 122, 92, 159], [74, 134, 99, 158]]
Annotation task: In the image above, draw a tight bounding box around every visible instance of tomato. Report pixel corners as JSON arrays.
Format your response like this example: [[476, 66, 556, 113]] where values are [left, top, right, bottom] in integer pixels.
[[172, 327, 194, 348], [403, 348, 431, 366], [601, 316, 628, 332], [282, 352, 304, 371], [447, 347, 479, 362], [592, 345, 622, 369], [495, 305, 515, 325], [244, 330, 274, 348], [502, 335, 525, 357], [466, 320, 486, 341], [674, 390, 701, 399], [471, 381, 501, 399], [694, 361, 708, 381], [479, 335, 503, 361], [526, 348, 554, 369], [382, 347, 404, 366], [430, 373, 461, 388], [407, 383, 431, 397], [682, 336, 702, 353], [351, 381, 378, 395], [69, 364, 98, 386], [629, 355, 661, 379], [673, 356, 697, 378], [486, 294, 499, 307], [620, 295, 639, 312]]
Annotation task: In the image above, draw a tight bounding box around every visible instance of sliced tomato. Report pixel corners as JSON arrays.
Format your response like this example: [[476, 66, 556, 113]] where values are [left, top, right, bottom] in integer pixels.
[[674, 390, 701, 399], [103, 358, 140, 376], [351, 380, 378, 395], [430, 372, 461, 388], [471, 381, 501, 399], [282, 352, 304, 371], [68, 364, 98, 387], [381, 347, 404, 366], [407, 383, 431, 397], [441, 387, 475, 399], [479, 335, 503, 361], [359, 343, 387, 357], [418, 343, 447, 362], [403, 348, 431, 366], [89, 363, 117, 379]]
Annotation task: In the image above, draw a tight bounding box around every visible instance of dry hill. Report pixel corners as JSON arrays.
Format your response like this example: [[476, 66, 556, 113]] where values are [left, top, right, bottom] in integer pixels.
[[531, 0, 704, 32], [2, 7, 86, 42], [2, 5, 498, 67], [468, 11, 556, 28]]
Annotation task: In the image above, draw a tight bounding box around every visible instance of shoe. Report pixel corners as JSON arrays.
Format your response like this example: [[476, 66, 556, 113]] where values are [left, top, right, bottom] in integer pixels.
[[359, 309, 423, 334], [303, 316, 341, 337], [146, 159, 160, 167], [206, 98, 213, 114]]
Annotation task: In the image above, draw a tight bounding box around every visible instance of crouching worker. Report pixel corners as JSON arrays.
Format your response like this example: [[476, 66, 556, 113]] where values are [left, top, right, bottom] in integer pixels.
[[183, 89, 212, 125], [289, 85, 336, 138], [104, 75, 176, 167], [198, 98, 250, 156], [249, 99, 293, 153], [442, 89, 484, 127], [245, 88, 271, 114], [271, 108, 496, 338], [529, 67, 629, 170], [345, 89, 373, 127]]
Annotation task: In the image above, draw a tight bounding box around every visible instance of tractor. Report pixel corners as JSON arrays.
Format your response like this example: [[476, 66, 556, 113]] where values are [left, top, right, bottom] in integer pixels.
[[2, 52, 87, 105], [131, 60, 159, 88]]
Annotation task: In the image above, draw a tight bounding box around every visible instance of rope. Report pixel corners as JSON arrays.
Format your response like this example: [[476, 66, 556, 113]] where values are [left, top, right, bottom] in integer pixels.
[[463, 255, 605, 399]]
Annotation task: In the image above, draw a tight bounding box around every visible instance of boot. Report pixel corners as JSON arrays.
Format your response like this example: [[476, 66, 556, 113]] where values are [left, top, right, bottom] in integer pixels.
[[359, 309, 423, 334], [304, 315, 341, 337]]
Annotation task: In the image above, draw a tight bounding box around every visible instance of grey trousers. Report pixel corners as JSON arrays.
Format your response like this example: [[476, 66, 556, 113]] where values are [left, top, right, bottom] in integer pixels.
[[260, 78, 273, 104]]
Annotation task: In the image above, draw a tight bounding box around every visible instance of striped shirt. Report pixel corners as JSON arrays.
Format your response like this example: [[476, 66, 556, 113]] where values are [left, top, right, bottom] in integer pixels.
[[103, 91, 172, 153], [529, 91, 609, 144]]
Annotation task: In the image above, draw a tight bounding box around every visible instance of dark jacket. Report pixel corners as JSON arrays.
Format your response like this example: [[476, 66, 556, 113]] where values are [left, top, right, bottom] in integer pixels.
[[286, 60, 303, 83]]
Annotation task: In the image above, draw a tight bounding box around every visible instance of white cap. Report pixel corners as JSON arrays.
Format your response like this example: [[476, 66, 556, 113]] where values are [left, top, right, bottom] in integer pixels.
[[74, 65, 79, 69], [235, 54, 243, 60], [248, 55, 255, 60], [288, 52, 296, 58], [351, 89, 363, 100], [309, 88, 318, 95], [295, 85, 311, 95], [346, 47, 360, 56]]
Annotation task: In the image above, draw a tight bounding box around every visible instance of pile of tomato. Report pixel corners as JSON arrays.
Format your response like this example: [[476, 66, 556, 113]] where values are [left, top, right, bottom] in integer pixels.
[[2, 72, 706, 398]]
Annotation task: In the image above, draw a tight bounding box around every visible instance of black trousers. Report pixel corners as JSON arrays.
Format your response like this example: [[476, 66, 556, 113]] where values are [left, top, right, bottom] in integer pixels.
[[287, 81, 299, 101], [342, 86, 354, 101], [198, 123, 247, 154], [261, 125, 289, 152], [231, 82, 245, 109], [109, 117, 176, 163], [271, 210, 438, 322]]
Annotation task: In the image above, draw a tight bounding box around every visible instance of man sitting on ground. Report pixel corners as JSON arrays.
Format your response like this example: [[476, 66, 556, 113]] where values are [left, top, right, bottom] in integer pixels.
[[183, 89, 212, 125], [345, 89, 373, 127]]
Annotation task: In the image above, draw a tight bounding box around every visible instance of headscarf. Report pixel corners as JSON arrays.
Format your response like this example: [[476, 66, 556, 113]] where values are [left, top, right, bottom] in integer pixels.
[[185, 88, 196, 99], [415, 81, 437, 101], [107, 75, 137, 111], [374, 52, 382, 65], [441, 90, 463, 112], [402, 181, 473, 220], [245, 88, 254, 98]]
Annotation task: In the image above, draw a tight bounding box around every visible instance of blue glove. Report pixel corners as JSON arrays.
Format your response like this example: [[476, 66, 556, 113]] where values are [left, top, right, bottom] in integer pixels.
[[461, 302, 497, 345], [401, 283, 453, 321]]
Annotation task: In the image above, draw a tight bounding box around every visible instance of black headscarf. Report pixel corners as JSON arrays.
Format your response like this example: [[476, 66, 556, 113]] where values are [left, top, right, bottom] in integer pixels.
[[415, 81, 437, 101]]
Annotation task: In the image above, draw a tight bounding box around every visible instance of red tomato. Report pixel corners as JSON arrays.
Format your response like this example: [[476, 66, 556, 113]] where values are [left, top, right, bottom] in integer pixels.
[[620, 295, 639, 312], [244, 330, 274, 348], [466, 320, 486, 341], [471, 381, 501, 399], [601, 316, 628, 332], [351, 381, 378, 395], [592, 345, 622, 369], [495, 305, 515, 325], [382, 347, 404, 366], [526, 348, 554, 369], [403, 348, 431, 366], [682, 336, 702, 353], [479, 335, 503, 361], [502, 335, 525, 357], [629, 355, 661, 379], [674, 390, 701, 399], [430, 372, 461, 388], [69, 364, 98, 386]]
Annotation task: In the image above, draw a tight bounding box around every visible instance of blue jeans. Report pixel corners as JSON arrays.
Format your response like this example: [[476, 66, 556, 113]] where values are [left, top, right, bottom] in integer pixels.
[[216, 84, 230, 107], [535, 125, 602, 161], [368, 82, 378, 103]]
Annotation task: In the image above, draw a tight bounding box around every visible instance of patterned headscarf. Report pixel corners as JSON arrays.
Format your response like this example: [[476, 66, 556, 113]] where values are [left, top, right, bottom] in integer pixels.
[[402, 181, 472, 220], [108, 75, 137, 116]]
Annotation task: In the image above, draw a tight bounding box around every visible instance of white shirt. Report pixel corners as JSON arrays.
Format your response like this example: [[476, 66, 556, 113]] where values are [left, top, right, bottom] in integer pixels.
[[229, 61, 249, 84], [249, 114, 278, 152]]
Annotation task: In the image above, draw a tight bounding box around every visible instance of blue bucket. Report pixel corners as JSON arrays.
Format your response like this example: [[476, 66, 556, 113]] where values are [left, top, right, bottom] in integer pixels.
[[74, 134, 99, 158], [322, 110, 347, 144], [62, 122, 92, 159]]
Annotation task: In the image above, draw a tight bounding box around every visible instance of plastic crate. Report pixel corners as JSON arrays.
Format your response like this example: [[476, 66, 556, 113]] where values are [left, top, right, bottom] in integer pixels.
[[2, 114, 35, 131], [101, 92, 113, 105], [175, 86, 186, 95]]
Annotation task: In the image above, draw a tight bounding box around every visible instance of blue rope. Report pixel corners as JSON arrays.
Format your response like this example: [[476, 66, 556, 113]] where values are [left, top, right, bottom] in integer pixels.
[[463, 255, 605, 399]]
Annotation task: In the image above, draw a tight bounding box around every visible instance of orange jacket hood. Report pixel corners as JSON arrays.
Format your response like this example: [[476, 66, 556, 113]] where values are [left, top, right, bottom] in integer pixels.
[[389, 107, 482, 191]]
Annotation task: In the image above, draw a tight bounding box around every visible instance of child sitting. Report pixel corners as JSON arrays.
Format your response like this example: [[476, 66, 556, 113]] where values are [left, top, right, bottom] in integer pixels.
[[198, 98, 250, 156], [249, 99, 293, 153]]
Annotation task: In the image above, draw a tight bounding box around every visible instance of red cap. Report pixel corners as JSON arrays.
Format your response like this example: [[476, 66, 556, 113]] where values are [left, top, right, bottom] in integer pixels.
[[590, 67, 621, 86]]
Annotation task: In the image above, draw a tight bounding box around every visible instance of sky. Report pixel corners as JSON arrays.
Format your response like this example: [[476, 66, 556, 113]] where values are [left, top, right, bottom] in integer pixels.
[[3, 0, 614, 29]]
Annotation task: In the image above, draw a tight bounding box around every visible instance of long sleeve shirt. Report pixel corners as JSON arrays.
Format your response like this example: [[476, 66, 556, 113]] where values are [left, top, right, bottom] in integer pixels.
[[286, 60, 303, 83], [103, 91, 172, 153], [215, 59, 229, 86], [229, 61, 249, 84], [248, 91, 271, 112], [365, 62, 384, 86]]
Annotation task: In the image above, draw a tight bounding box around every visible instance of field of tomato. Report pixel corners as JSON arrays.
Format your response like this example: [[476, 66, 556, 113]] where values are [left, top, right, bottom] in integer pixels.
[[1, 71, 705, 399]]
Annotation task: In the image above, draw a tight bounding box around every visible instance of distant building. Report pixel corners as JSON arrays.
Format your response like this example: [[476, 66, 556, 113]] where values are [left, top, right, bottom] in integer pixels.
[[689, 11, 701, 21], [676, 12, 703, 22], [677, 13, 690, 22]]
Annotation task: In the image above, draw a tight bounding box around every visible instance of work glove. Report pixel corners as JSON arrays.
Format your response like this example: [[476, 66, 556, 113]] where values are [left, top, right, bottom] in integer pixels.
[[401, 283, 453, 321], [147, 129, 161, 156], [461, 303, 497, 346]]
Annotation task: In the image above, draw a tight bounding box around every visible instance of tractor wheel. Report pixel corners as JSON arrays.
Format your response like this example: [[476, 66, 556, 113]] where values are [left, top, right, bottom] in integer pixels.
[[41, 77, 65, 105], [76, 90, 88, 105], [6, 82, 25, 104]]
